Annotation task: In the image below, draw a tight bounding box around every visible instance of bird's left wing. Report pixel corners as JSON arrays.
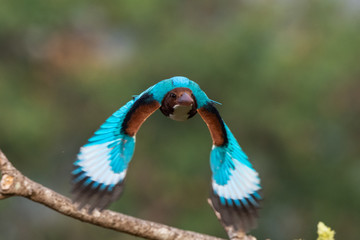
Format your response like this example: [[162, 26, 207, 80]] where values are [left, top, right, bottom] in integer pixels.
[[198, 103, 261, 233], [72, 91, 160, 212]]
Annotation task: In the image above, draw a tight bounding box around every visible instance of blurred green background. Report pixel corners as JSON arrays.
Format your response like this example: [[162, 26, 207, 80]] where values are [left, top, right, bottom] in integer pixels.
[[1, 0, 359, 239]]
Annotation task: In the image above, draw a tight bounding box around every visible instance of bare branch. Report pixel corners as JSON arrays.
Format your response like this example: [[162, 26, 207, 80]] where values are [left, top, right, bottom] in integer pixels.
[[0, 149, 256, 240], [0, 193, 9, 200]]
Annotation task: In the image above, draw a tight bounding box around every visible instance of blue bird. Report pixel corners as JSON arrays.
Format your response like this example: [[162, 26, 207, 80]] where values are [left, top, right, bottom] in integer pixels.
[[72, 76, 261, 232]]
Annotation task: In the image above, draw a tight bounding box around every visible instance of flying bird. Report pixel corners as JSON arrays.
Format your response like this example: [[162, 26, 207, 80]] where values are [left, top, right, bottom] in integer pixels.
[[72, 76, 261, 233]]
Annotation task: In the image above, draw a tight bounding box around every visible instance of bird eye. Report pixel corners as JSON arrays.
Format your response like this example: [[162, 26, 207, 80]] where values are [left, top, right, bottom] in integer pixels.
[[169, 93, 176, 98]]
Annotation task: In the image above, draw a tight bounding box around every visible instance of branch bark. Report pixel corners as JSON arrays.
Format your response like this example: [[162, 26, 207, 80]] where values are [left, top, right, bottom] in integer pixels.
[[0, 149, 256, 240]]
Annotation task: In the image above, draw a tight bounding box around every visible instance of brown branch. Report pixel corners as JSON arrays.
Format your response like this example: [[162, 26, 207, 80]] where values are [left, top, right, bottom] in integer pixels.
[[0, 149, 256, 240]]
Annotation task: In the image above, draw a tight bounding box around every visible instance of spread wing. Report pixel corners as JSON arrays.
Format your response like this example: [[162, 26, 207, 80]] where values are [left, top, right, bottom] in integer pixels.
[[198, 103, 261, 233], [72, 92, 160, 212]]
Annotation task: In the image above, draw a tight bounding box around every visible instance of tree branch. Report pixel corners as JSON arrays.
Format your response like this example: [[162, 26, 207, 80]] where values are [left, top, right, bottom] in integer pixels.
[[0, 149, 256, 240]]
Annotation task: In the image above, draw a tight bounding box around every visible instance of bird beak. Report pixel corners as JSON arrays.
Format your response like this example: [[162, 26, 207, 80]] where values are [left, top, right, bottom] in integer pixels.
[[177, 93, 194, 106]]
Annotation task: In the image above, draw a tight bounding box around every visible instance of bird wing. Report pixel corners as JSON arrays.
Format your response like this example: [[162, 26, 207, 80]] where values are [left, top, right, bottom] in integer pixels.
[[197, 103, 261, 233], [72, 91, 160, 212]]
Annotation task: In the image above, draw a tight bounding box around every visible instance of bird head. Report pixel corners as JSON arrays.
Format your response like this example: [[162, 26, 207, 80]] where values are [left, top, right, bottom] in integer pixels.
[[160, 87, 197, 121]]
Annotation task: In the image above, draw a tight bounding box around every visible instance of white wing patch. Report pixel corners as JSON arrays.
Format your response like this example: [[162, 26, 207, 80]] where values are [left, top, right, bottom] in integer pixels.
[[212, 159, 260, 201], [77, 141, 127, 185]]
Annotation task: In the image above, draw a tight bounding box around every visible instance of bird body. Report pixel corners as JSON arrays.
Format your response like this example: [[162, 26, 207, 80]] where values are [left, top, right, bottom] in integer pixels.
[[72, 76, 261, 233], [169, 104, 193, 121]]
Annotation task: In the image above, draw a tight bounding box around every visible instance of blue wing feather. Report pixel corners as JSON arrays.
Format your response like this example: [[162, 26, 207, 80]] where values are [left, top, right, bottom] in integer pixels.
[[211, 123, 261, 207], [72, 98, 141, 211], [198, 101, 262, 232]]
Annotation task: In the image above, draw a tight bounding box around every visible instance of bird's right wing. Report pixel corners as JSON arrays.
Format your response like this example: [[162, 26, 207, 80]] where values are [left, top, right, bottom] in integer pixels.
[[72, 92, 160, 212]]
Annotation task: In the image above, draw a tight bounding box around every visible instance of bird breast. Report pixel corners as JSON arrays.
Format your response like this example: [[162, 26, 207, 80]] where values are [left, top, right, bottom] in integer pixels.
[[169, 104, 192, 121]]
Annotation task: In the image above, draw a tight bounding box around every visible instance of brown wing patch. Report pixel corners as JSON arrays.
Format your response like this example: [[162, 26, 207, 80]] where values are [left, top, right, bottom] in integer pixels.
[[124, 101, 160, 136], [198, 106, 226, 146]]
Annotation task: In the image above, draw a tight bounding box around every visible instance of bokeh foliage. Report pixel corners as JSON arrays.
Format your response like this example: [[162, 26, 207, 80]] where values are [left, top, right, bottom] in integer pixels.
[[1, 1, 359, 239]]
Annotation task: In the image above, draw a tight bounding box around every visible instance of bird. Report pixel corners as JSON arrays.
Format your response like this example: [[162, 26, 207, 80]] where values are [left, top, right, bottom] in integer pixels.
[[72, 76, 261, 233]]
